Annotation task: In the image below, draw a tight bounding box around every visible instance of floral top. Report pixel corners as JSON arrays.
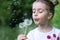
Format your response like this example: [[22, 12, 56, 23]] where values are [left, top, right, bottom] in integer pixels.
[[26, 27, 60, 40]]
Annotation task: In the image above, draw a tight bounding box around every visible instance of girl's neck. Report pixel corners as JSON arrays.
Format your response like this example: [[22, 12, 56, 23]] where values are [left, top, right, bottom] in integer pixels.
[[38, 23, 52, 33]]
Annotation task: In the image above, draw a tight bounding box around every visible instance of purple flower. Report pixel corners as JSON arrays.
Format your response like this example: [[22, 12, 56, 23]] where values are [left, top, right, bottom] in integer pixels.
[[47, 35, 51, 39], [53, 34, 56, 38], [57, 37, 60, 40]]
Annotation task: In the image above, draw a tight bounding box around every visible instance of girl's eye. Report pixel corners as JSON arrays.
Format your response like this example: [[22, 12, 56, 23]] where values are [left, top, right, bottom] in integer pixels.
[[32, 11, 35, 13], [39, 10, 43, 13], [33, 12, 35, 13], [39, 11, 43, 13]]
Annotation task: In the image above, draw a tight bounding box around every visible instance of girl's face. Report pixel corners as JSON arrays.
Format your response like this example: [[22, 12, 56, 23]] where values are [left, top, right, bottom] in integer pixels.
[[32, 2, 52, 25]]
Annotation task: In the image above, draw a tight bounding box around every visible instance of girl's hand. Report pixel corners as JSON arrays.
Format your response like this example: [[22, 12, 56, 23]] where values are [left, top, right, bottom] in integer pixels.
[[17, 34, 27, 40]]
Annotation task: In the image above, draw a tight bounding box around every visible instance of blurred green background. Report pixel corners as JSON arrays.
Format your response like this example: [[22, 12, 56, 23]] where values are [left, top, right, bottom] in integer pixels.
[[0, 0, 60, 40]]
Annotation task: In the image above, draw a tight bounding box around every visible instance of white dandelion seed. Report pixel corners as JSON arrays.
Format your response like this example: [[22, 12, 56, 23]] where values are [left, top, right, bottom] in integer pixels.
[[19, 18, 32, 34], [24, 19, 32, 26], [19, 19, 32, 28], [19, 22, 25, 28]]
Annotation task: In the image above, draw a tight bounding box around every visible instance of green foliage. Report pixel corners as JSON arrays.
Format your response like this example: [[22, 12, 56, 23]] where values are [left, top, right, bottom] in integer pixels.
[[51, 0, 60, 28], [0, 26, 19, 40]]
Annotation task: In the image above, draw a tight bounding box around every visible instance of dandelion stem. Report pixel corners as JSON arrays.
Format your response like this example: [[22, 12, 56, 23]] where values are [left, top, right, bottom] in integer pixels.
[[24, 26, 28, 35]]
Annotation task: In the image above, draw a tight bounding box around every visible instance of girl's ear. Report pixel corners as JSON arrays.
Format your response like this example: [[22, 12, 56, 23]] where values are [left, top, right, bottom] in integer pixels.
[[48, 13, 53, 20]]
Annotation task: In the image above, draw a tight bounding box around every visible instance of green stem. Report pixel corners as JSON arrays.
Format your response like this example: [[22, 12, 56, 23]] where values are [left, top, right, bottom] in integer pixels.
[[24, 26, 28, 35]]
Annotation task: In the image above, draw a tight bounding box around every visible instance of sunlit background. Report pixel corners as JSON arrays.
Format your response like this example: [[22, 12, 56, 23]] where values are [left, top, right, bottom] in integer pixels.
[[0, 0, 60, 40]]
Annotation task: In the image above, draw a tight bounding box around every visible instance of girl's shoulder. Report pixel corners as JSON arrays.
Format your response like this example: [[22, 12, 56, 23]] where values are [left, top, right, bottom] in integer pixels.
[[27, 27, 38, 39], [27, 27, 38, 34], [53, 27, 60, 35], [54, 27, 60, 32], [54, 27, 60, 38], [27, 27, 60, 35], [27, 27, 38, 35]]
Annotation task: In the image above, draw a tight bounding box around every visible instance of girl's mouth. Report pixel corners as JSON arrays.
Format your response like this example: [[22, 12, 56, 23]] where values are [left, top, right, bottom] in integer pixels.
[[34, 19, 39, 21]]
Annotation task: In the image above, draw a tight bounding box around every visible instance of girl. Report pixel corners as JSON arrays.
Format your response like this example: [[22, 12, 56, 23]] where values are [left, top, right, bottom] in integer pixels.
[[17, 0, 60, 40]]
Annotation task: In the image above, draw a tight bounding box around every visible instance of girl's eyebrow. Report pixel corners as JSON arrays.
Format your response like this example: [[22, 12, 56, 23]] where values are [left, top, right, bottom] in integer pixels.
[[32, 8, 44, 11], [32, 8, 42, 10], [38, 8, 43, 10], [32, 9, 35, 10], [38, 8, 45, 11]]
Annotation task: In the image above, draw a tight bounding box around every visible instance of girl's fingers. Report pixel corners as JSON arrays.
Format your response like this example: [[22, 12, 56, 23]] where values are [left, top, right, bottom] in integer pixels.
[[17, 34, 27, 40]]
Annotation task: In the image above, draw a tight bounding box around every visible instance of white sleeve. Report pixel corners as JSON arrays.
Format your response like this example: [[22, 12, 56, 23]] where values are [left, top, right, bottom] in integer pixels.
[[26, 31, 34, 40], [58, 32, 60, 37]]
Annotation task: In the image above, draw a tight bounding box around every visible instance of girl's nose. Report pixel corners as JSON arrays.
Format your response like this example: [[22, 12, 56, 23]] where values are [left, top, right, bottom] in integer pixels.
[[34, 11, 38, 16]]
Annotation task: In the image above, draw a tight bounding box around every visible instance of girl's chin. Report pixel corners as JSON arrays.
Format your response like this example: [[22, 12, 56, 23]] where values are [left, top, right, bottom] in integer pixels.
[[34, 22, 45, 25], [34, 22, 40, 25]]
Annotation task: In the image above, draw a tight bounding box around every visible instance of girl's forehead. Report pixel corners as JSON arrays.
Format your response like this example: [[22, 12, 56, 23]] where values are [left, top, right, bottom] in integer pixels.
[[32, 2, 48, 10]]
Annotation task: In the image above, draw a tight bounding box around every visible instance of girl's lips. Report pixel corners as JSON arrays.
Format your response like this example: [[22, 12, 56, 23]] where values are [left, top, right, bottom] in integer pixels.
[[34, 19, 39, 21]]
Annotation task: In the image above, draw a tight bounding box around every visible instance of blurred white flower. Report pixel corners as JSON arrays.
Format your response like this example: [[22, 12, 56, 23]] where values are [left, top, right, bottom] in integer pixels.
[[19, 19, 32, 28], [19, 22, 25, 28], [24, 19, 32, 26], [24, 13, 27, 16]]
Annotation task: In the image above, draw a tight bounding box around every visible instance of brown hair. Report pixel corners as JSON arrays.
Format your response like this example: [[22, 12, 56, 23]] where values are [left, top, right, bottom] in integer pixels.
[[34, 0, 59, 18]]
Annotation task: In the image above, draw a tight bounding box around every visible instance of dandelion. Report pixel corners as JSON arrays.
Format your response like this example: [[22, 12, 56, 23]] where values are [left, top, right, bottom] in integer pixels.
[[24, 19, 32, 34], [19, 18, 32, 34], [19, 22, 25, 29], [24, 19, 32, 26]]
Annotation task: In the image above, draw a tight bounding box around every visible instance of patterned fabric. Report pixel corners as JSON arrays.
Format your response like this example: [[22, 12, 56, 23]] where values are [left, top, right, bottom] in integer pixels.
[[47, 34, 60, 40], [26, 27, 60, 40]]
